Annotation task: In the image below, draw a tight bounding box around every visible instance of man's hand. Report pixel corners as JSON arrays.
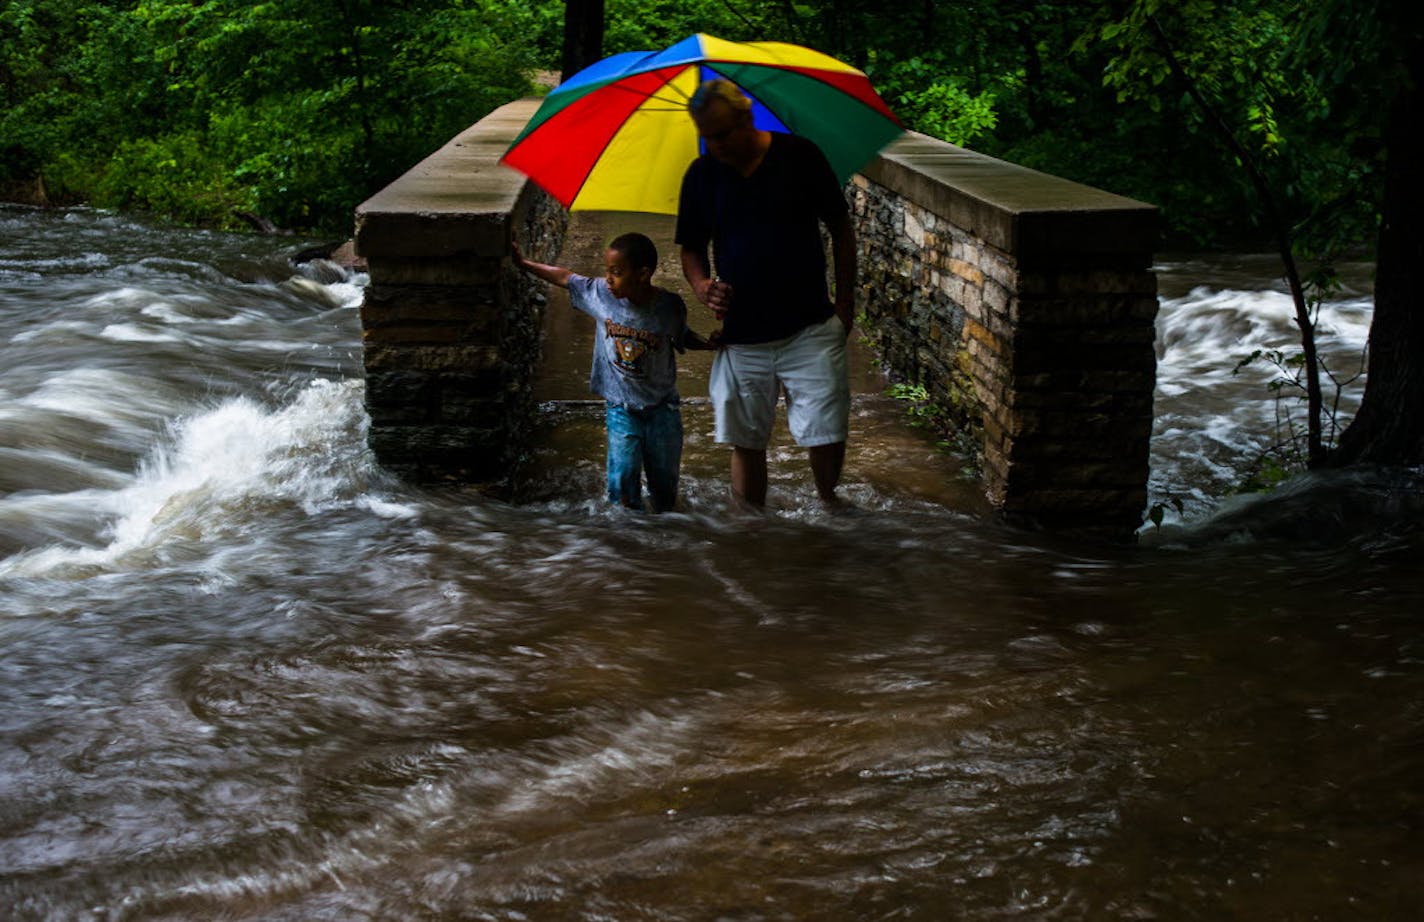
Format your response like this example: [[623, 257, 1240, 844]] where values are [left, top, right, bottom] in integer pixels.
[[696, 277, 734, 320]]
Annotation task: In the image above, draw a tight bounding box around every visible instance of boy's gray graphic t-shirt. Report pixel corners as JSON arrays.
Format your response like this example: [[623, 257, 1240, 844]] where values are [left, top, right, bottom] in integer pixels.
[[567, 274, 689, 409]]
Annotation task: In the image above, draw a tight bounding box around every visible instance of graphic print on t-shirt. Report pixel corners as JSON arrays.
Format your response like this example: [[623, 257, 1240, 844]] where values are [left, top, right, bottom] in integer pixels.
[[605, 318, 663, 378]]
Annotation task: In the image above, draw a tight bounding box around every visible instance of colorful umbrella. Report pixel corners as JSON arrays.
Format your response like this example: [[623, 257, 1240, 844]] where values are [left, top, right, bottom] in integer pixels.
[[500, 33, 903, 215]]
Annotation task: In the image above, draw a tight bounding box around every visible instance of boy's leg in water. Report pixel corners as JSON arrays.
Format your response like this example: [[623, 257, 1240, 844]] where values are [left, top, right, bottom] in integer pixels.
[[605, 404, 645, 509], [642, 403, 684, 513]]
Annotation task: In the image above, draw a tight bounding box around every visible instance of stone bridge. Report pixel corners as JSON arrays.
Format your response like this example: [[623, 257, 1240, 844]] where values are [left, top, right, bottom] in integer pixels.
[[354, 97, 1159, 539]]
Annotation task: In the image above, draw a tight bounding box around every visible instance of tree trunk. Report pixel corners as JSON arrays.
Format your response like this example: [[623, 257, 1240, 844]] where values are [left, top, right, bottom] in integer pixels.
[[561, 0, 605, 82], [1016, 17, 1046, 129], [1331, 32, 1424, 466]]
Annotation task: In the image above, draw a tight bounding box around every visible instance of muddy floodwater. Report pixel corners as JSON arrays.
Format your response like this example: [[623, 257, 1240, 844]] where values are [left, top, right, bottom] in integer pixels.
[[2, 206, 1421, 920]]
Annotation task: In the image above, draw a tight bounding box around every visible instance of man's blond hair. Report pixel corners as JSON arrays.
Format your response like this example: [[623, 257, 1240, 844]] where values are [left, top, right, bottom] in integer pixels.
[[688, 78, 753, 116]]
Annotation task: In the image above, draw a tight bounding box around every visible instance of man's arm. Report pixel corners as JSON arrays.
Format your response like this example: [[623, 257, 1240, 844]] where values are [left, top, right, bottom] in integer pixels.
[[828, 211, 856, 333], [680, 245, 731, 319]]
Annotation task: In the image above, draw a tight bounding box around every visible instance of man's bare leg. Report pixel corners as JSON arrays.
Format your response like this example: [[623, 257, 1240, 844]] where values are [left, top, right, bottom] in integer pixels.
[[808, 441, 846, 503], [731, 446, 768, 508]]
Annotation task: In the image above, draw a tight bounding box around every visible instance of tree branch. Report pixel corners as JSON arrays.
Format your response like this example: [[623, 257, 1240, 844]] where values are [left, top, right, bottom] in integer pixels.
[[1147, 14, 1326, 466]]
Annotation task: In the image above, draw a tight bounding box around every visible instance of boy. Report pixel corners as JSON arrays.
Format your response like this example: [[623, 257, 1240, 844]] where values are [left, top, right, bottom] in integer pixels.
[[512, 232, 712, 512]]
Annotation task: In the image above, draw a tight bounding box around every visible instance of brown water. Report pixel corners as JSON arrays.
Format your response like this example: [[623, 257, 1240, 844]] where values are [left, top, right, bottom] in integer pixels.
[[2, 206, 1421, 920]]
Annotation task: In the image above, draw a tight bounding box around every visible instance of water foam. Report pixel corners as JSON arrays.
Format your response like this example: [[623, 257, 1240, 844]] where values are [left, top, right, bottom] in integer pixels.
[[1157, 286, 1372, 387], [0, 379, 379, 579], [1150, 285, 1373, 519], [0, 367, 174, 420], [99, 322, 184, 343]]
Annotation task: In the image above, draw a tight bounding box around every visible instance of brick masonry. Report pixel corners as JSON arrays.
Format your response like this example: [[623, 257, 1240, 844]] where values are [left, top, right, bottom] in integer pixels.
[[852, 135, 1160, 538], [355, 98, 566, 483]]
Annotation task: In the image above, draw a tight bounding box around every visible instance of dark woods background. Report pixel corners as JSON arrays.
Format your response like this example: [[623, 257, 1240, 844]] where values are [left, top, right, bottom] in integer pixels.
[[0, 0, 1414, 251]]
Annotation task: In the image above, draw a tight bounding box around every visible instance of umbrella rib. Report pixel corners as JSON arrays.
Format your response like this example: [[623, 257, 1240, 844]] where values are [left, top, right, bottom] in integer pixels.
[[599, 80, 694, 111]]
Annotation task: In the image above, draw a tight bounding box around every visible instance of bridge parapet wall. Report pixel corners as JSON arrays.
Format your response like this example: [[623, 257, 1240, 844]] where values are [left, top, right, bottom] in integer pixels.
[[355, 98, 563, 482], [853, 133, 1159, 537]]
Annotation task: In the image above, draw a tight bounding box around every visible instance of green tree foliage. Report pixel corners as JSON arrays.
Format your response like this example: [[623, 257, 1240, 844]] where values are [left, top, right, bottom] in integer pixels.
[[1, 2, 168, 197], [875, 54, 997, 148], [672, 0, 1384, 254], [1092, 0, 1382, 254], [1, 0, 544, 231], [598, 0, 761, 53], [0, 0, 1402, 259], [1093, 0, 1334, 464], [1086, 0, 1423, 466]]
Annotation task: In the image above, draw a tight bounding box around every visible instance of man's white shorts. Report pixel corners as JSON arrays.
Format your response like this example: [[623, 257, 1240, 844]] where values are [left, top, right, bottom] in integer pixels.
[[709, 314, 850, 449]]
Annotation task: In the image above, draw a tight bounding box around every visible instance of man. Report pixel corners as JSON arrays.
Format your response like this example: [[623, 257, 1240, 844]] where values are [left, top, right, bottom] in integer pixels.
[[676, 78, 856, 508]]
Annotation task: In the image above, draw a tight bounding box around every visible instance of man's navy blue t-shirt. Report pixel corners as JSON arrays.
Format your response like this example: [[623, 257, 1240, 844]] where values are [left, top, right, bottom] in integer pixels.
[[675, 133, 847, 345]]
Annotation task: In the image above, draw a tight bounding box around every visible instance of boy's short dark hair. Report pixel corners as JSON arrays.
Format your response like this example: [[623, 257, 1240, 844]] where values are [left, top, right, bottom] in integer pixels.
[[608, 232, 658, 272]]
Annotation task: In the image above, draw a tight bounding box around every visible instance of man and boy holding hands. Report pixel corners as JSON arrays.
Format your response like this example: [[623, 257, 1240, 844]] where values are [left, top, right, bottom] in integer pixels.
[[513, 78, 855, 513]]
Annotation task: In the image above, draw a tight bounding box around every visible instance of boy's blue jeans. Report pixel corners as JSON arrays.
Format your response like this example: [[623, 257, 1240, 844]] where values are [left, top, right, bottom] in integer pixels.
[[605, 401, 682, 512]]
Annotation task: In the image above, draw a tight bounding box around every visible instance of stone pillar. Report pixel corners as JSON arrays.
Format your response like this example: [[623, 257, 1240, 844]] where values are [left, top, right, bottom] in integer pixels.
[[354, 98, 566, 483], [993, 260, 1159, 537], [856, 134, 1160, 538]]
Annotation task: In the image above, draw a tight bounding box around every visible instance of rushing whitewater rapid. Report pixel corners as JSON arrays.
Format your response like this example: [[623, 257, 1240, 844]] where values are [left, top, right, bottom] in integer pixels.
[[2, 207, 1420, 920], [1150, 256, 1376, 519]]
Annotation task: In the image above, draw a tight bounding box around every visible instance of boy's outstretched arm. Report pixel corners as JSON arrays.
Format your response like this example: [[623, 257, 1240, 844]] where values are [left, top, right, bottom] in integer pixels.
[[511, 241, 573, 288]]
